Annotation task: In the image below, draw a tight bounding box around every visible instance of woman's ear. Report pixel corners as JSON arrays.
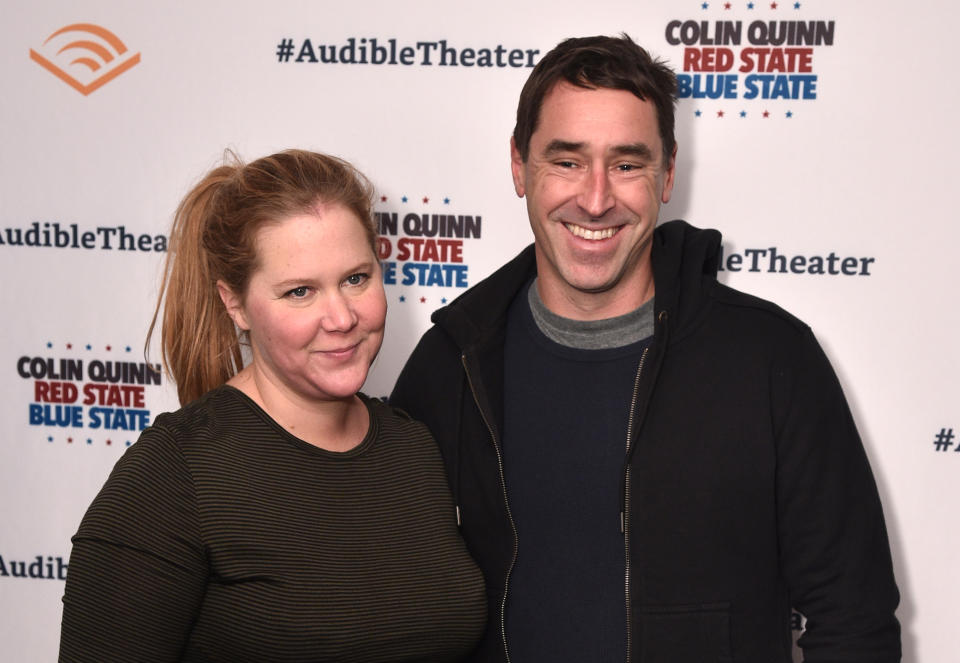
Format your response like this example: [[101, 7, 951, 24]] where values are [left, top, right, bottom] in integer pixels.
[[217, 280, 249, 331]]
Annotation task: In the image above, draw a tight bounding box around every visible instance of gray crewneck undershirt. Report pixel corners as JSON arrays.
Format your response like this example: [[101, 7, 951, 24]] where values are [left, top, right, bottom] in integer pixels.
[[526, 278, 655, 349]]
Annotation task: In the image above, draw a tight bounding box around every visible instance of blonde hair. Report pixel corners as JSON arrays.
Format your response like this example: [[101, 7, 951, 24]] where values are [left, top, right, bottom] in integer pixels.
[[146, 149, 376, 405]]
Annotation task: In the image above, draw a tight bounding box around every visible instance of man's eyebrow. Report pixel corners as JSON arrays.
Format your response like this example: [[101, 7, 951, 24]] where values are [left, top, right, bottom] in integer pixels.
[[611, 143, 655, 160], [541, 140, 657, 162], [543, 140, 586, 155]]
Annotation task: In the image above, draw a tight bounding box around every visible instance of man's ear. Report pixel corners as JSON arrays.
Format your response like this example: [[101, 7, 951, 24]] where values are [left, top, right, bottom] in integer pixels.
[[217, 280, 249, 331], [510, 136, 526, 198], [661, 142, 678, 204]]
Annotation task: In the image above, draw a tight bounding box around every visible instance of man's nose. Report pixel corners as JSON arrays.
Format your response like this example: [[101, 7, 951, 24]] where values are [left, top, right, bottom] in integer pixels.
[[577, 167, 615, 218]]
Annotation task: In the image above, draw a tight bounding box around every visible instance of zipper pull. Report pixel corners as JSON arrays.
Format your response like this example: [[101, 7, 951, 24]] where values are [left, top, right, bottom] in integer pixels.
[[456, 505, 462, 527], [620, 511, 625, 534]]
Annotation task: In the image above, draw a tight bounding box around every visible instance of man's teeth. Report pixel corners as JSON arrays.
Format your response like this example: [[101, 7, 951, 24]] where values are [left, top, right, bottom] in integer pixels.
[[564, 223, 616, 240]]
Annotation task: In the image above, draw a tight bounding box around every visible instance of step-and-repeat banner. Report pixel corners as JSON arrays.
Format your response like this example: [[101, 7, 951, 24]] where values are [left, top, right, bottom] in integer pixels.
[[1, 1, 956, 660]]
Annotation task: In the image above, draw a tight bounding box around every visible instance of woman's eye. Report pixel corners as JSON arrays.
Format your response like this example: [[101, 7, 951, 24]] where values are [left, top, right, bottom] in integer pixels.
[[344, 273, 368, 286], [286, 286, 309, 298]]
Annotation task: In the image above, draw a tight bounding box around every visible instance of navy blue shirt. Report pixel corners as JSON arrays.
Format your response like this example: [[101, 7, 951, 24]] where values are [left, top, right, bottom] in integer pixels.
[[503, 285, 652, 662]]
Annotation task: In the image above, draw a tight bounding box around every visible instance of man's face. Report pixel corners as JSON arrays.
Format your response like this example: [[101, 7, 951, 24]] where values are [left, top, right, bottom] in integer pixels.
[[511, 81, 675, 319]]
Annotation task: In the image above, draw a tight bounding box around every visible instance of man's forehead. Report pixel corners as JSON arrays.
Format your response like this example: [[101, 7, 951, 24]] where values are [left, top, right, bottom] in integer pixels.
[[531, 83, 662, 152], [537, 82, 657, 125]]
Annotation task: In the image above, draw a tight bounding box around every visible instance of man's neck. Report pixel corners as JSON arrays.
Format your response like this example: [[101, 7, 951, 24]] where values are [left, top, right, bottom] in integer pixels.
[[527, 279, 655, 348]]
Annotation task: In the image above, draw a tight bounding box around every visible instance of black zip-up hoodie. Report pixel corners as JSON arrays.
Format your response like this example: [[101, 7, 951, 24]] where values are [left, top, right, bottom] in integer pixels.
[[391, 220, 900, 663]]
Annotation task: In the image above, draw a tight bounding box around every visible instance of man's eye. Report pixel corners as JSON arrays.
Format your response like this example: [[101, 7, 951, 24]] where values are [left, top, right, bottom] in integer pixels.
[[344, 273, 368, 286], [556, 161, 577, 168], [617, 163, 640, 172], [286, 286, 309, 298]]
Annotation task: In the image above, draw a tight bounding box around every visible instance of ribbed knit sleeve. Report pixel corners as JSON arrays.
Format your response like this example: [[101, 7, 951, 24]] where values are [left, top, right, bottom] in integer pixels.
[[60, 425, 207, 662]]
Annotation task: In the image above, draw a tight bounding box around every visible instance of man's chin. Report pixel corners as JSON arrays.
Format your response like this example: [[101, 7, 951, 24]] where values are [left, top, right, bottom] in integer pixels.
[[556, 268, 622, 296]]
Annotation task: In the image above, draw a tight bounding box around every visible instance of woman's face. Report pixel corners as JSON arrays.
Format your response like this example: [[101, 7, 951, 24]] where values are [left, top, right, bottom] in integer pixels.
[[224, 203, 386, 404]]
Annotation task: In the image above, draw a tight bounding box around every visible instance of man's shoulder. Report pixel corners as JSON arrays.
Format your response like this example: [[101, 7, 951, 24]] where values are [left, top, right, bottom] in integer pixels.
[[685, 280, 829, 374], [708, 280, 809, 334], [390, 247, 535, 409], [427, 244, 536, 343]]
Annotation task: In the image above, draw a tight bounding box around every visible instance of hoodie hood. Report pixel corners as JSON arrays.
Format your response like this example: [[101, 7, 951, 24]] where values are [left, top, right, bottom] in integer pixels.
[[650, 220, 722, 342]]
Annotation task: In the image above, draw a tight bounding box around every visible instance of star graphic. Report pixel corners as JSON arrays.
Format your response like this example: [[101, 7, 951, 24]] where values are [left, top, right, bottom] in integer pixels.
[[86, 439, 92, 445], [701, 2, 708, 8], [126, 441, 132, 447], [67, 437, 73, 443], [401, 195, 408, 203], [46, 341, 52, 348], [695, 109, 703, 117], [724, 2, 731, 8], [740, 110, 747, 117], [67, 343, 72, 349], [763, 110, 770, 118], [380, 195, 387, 202], [747, 1, 755, 7], [106, 345, 112, 351], [399, 295, 406, 302], [770, 1, 778, 8], [125, 346, 131, 352], [106, 439, 112, 446], [422, 196, 429, 204], [786, 110, 793, 118], [717, 110, 725, 118], [794, 1, 801, 7], [441, 297, 448, 304], [419, 296, 427, 303], [85, 344, 92, 350], [47, 436, 53, 443], [443, 197, 450, 204]]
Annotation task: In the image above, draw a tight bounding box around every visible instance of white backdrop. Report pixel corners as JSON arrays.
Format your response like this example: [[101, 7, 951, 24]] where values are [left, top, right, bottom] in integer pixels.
[[1, 1, 956, 660]]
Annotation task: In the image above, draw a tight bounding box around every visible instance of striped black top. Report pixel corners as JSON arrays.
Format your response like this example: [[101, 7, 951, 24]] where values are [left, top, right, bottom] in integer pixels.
[[59, 386, 486, 662]]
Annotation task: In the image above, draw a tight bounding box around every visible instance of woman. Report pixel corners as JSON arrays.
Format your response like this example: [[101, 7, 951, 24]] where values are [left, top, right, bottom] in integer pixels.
[[59, 150, 486, 662]]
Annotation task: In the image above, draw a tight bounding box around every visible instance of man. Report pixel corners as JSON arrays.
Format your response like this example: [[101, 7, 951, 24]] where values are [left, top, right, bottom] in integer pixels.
[[391, 35, 900, 663]]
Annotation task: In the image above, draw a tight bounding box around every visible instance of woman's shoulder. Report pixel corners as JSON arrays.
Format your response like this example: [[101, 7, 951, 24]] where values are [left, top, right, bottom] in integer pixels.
[[359, 393, 446, 464], [106, 385, 268, 480], [361, 393, 430, 436], [148, 385, 253, 441]]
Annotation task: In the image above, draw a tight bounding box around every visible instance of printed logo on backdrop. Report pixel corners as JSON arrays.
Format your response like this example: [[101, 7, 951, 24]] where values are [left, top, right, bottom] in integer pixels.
[[276, 36, 540, 68], [717, 244, 874, 276], [374, 194, 480, 308], [0, 221, 166, 252], [18, 342, 164, 447], [30, 23, 140, 96], [932, 427, 959, 456], [663, 3, 835, 119], [0, 554, 68, 582]]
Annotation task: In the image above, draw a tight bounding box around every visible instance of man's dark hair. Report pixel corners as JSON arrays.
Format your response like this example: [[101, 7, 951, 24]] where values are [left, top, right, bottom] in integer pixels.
[[513, 34, 678, 166]]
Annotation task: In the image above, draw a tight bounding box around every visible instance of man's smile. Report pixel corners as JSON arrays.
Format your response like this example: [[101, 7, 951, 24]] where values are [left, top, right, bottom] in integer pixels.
[[563, 223, 621, 241]]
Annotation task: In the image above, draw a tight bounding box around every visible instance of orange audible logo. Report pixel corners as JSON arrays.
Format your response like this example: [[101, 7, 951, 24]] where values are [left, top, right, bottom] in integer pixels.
[[30, 23, 140, 96]]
